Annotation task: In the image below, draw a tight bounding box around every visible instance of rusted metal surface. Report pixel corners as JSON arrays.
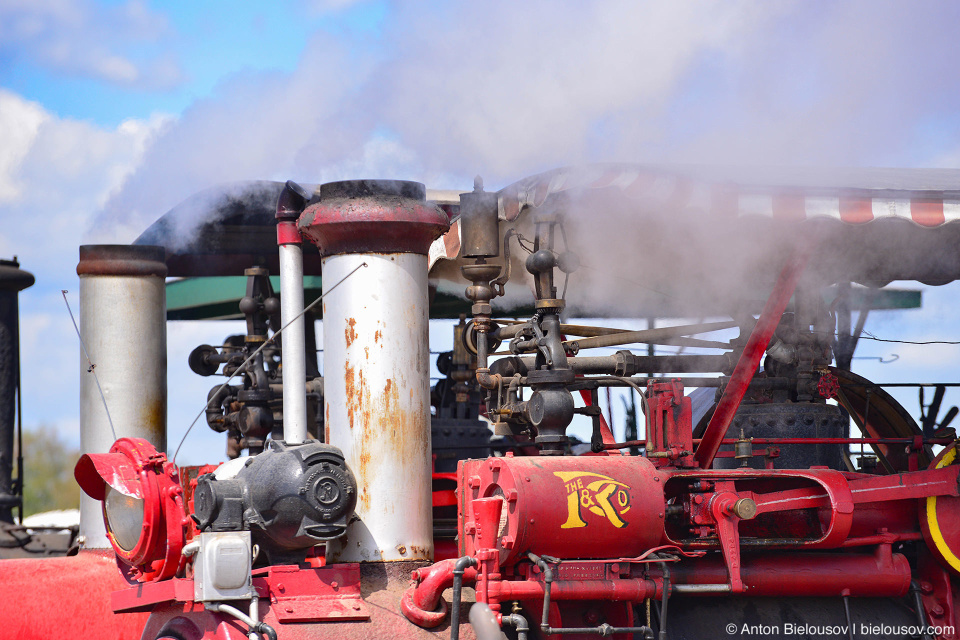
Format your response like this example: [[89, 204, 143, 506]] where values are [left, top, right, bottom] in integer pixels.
[[299, 180, 449, 256], [140, 561, 477, 640], [3, 550, 150, 639], [77, 244, 168, 277], [323, 253, 434, 563], [78, 245, 168, 549]]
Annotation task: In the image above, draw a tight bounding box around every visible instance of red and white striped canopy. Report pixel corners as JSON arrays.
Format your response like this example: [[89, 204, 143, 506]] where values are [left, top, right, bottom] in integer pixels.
[[497, 164, 960, 226], [429, 164, 960, 293]]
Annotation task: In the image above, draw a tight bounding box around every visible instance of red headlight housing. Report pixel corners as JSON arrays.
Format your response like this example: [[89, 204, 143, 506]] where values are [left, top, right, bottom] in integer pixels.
[[75, 437, 187, 582]]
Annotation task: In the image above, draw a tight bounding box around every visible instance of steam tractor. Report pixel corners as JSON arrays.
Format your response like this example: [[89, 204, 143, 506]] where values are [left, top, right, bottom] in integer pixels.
[[5, 165, 960, 639]]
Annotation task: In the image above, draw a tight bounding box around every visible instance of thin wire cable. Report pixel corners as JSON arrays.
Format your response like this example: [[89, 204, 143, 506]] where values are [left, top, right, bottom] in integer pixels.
[[859, 330, 960, 346], [818, 328, 960, 346], [62, 290, 117, 441], [172, 262, 368, 463]]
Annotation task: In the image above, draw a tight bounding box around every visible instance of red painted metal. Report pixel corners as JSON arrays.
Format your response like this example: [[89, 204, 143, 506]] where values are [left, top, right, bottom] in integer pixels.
[[458, 455, 665, 565], [276, 220, 302, 245], [402, 558, 478, 627], [694, 245, 813, 469], [299, 181, 449, 256], [918, 549, 959, 638], [670, 548, 912, 597], [4, 550, 150, 639], [644, 379, 694, 467], [113, 562, 370, 622], [75, 437, 187, 581], [143, 601, 478, 640]]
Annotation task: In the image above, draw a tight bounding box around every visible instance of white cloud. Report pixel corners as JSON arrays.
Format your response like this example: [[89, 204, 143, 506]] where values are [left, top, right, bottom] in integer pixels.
[[0, 89, 171, 443], [0, 91, 47, 203], [0, 0, 182, 88], [0, 95, 172, 265]]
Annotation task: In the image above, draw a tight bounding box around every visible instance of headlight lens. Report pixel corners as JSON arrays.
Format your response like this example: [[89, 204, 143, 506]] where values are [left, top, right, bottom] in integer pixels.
[[105, 485, 145, 551]]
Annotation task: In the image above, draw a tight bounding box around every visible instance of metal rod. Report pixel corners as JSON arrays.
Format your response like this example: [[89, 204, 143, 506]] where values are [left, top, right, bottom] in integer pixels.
[[541, 624, 655, 637], [694, 245, 813, 468], [563, 320, 739, 351], [670, 584, 732, 593]]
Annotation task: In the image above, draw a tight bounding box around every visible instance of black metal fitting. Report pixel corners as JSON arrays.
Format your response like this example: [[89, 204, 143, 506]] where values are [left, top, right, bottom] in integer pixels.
[[275, 180, 309, 222], [193, 440, 356, 558]]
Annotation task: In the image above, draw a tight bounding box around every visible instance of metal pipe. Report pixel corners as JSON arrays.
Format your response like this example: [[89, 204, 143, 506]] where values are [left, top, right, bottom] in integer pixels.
[[402, 558, 479, 627], [501, 612, 531, 640], [77, 245, 167, 548], [671, 584, 731, 593], [302, 180, 449, 563], [528, 552, 554, 633], [278, 244, 306, 443], [0, 258, 33, 524], [669, 551, 911, 597], [540, 624, 654, 638], [451, 556, 479, 640], [276, 181, 309, 444], [499, 354, 730, 376], [658, 562, 670, 640], [694, 245, 813, 468], [248, 593, 260, 640], [323, 253, 433, 562], [206, 602, 277, 640]]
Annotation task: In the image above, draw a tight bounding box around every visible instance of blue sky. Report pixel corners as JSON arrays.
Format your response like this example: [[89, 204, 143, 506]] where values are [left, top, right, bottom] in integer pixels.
[[2, 0, 960, 464], [1, 1, 388, 125]]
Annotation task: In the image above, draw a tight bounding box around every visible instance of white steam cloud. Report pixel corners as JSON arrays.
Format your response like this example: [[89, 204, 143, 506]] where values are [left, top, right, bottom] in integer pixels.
[[92, 0, 960, 241]]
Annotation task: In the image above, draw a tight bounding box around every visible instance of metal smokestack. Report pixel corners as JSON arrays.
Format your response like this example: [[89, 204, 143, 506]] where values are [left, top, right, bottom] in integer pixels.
[[76, 245, 167, 548], [298, 180, 449, 563], [0, 259, 34, 524]]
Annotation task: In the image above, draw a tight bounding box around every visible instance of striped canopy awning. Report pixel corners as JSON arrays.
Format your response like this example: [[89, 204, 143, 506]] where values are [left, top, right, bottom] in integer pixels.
[[429, 165, 960, 295], [497, 164, 960, 226]]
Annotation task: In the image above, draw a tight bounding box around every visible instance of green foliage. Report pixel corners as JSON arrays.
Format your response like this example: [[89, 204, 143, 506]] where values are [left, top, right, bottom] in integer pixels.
[[13, 425, 81, 518]]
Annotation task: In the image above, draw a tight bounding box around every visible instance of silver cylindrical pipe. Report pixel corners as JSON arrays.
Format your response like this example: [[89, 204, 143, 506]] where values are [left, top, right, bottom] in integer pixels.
[[279, 243, 307, 444], [299, 179, 448, 563], [77, 245, 167, 548], [323, 252, 433, 562]]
